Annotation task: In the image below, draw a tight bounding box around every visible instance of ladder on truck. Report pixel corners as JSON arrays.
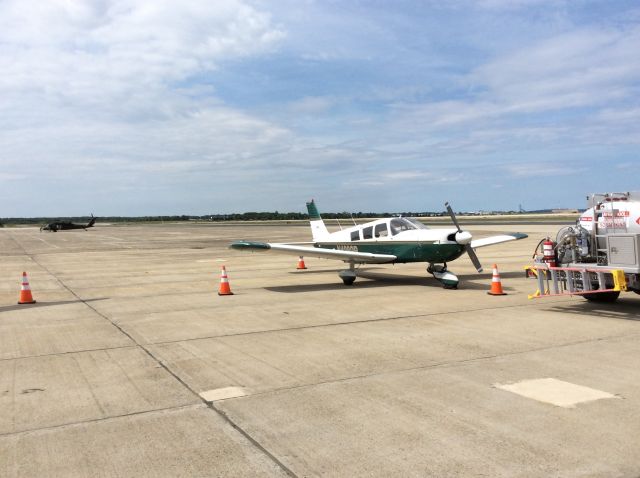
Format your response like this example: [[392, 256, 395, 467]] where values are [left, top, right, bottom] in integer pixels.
[[588, 192, 630, 265], [525, 264, 627, 299]]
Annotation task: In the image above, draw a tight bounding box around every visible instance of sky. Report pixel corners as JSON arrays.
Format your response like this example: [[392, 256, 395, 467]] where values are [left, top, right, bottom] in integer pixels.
[[1, 0, 639, 216]]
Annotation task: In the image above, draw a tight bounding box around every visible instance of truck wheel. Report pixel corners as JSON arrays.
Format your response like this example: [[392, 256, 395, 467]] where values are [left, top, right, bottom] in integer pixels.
[[584, 291, 620, 303]]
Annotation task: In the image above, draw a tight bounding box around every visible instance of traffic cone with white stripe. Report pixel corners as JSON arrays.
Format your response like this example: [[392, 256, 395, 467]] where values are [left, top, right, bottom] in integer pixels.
[[487, 264, 507, 296], [18, 272, 36, 304], [217, 265, 234, 296], [296, 256, 307, 270]]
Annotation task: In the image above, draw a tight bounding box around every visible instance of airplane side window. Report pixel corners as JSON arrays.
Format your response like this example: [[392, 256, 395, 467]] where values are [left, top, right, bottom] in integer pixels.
[[350, 230, 360, 241], [362, 226, 373, 239], [375, 223, 388, 238], [390, 219, 402, 235]]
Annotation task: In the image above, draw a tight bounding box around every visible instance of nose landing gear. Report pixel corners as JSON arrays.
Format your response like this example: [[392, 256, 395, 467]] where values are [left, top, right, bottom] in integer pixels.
[[428, 263, 459, 289]]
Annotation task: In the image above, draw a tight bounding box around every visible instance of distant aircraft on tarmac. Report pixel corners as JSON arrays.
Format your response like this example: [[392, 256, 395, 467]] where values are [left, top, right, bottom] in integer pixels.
[[231, 201, 527, 289], [40, 215, 97, 232]]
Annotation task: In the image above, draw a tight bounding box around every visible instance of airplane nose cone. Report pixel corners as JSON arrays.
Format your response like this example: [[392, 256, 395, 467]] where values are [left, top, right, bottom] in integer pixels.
[[455, 231, 473, 245]]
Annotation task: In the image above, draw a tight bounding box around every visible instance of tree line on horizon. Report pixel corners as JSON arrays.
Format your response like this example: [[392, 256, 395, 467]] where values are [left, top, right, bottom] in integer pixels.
[[0, 209, 541, 226]]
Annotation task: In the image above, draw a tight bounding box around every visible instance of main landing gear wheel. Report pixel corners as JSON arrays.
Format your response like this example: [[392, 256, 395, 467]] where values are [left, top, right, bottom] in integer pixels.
[[338, 269, 357, 286]]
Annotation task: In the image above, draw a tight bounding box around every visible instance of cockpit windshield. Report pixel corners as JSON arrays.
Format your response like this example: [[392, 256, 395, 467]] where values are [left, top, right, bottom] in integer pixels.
[[389, 217, 429, 235], [405, 217, 429, 229]]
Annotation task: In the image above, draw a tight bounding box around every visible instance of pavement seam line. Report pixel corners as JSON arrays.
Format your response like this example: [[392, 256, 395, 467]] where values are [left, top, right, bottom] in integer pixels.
[[0, 404, 203, 438], [19, 250, 298, 478], [148, 298, 579, 346], [213, 330, 640, 402], [0, 344, 138, 363]]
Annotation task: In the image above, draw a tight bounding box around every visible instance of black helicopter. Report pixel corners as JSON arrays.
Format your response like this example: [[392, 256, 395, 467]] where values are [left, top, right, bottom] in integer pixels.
[[40, 215, 97, 232]]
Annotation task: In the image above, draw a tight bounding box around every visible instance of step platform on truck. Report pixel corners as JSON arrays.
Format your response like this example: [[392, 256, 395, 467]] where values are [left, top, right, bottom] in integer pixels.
[[525, 263, 630, 302]]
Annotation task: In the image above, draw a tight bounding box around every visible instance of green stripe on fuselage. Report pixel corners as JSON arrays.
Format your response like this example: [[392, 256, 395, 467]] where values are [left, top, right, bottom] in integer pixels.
[[317, 242, 465, 263]]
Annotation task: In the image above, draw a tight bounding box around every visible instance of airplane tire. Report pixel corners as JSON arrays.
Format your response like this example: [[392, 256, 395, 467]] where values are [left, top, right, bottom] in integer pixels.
[[584, 291, 620, 303], [342, 278, 355, 286]]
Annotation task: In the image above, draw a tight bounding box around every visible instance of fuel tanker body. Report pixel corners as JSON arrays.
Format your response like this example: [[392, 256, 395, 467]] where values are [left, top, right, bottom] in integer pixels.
[[532, 192, 640, 302], [578, 193, 640, 235]]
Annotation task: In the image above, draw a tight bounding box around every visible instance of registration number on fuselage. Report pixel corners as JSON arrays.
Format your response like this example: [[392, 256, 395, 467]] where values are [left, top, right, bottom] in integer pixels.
[[336, 245, 358, 252]]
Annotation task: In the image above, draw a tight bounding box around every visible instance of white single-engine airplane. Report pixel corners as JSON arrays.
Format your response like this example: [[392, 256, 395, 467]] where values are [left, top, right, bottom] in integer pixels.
[[231, 200, 527, 288]]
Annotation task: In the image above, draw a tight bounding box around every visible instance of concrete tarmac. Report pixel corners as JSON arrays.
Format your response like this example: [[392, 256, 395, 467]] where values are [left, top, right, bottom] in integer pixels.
[[1, 222, 639, 477]]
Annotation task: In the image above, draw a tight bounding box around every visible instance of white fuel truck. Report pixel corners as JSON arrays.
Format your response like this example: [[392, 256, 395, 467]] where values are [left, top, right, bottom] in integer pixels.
[[529, 192, 640, 302]]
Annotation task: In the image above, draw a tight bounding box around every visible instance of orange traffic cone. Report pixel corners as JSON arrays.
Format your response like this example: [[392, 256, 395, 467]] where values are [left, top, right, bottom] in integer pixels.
[[217, 265, 234, 296], [296, 256, 307, 270], [487, 264, 507, 296], [18, 272, 36, 304]]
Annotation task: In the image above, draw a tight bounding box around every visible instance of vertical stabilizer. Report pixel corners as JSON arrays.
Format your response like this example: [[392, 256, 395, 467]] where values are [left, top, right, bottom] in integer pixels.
[[306, 200, 329, 241]]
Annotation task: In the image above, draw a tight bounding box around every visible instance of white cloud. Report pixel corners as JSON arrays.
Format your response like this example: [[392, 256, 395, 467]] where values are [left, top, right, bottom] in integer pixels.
[[0, 0, 285, 117], [408, 28, 638, 122], [471, 28, 640, 110], [287, 96, 336, 115], [505, 162, 581, 178], [1, 1, 638, 215], [595, 107, 640, 124], [381, 23, 640, 161], [382, 170, 465, 183], [475, 0, 566, 10], [0, 0, 293, 214]]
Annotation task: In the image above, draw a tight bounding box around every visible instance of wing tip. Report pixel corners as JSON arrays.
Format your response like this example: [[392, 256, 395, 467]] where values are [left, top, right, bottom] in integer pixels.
[[230, 240, 271, 250]]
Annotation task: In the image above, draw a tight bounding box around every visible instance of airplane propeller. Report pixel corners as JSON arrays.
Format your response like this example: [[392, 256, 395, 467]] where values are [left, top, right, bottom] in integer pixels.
[[445, 202, 483, 273]]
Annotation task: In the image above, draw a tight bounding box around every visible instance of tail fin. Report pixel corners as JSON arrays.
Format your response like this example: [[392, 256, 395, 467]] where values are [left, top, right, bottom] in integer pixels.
[[87, 215, 96, 228], [306, 200, 329, 241]]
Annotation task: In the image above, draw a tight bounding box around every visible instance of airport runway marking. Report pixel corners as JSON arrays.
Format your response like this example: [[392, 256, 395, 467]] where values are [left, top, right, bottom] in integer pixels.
[[200, 387, 248, 402], [96, 234, 128, 242], [31, 236, 61, 249], [184, 331, 640, 405], [494, 378, 620, 408]]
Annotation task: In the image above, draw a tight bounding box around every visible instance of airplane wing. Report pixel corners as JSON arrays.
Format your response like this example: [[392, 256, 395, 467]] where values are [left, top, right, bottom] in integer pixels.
[[470, 233, 528, 249], [230, 241, 397, 264]]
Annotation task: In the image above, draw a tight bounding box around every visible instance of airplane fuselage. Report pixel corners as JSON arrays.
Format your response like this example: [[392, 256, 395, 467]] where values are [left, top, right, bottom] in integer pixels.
[[315, 217, 465, 263], [316, 239, 464, 263]]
